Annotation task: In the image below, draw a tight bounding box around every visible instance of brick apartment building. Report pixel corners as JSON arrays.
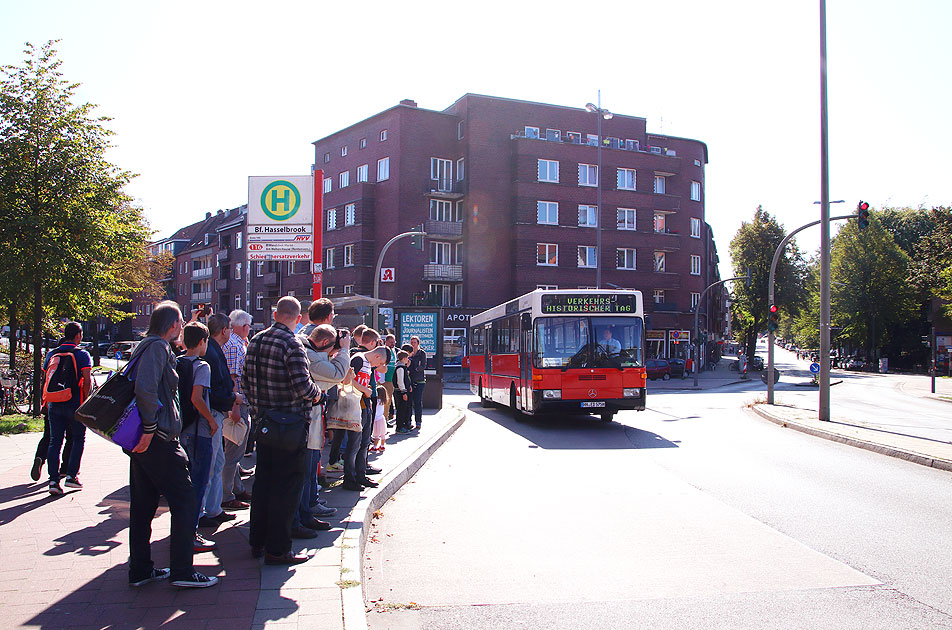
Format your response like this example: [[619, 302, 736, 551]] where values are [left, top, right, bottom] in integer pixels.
[[130, 94, 725, 364]]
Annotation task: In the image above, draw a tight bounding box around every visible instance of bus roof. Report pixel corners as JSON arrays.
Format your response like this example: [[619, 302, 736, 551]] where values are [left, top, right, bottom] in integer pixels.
[[470, 289, 643, 327]]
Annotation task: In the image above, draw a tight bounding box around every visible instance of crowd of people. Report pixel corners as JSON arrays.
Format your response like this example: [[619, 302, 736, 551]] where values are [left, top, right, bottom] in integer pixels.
[[28, 296, 430, 589]]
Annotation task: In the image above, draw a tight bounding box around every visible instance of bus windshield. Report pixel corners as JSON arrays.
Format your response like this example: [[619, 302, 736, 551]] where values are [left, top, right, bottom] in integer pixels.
[[534, 316, 644, 369]]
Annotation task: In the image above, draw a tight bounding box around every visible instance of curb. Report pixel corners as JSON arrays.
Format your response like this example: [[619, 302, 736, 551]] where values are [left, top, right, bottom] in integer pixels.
[[340, 406, 467, 630], [750, 405, 952, 473]]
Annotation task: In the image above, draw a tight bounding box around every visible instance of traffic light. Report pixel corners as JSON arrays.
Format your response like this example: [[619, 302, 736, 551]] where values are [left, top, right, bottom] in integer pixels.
[[767, 304, 779, 332], [856, 201, 870, 230], [409, 224, 425, 250]]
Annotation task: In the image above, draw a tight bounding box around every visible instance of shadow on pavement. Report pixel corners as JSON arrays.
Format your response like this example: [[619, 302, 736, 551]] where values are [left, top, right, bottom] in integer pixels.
[[44, 486, 130, 557], [468, 402, 678, 450]]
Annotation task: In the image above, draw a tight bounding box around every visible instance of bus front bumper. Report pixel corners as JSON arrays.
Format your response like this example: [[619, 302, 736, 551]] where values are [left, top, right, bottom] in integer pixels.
[[530, 390, 646, 414]]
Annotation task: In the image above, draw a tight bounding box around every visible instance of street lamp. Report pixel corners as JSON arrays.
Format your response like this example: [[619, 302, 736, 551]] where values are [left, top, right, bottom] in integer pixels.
[[586, 93, 612, 289]]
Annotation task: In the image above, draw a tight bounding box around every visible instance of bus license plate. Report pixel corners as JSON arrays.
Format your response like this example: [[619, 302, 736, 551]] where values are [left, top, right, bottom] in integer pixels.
[[581, 402, 606, 408]]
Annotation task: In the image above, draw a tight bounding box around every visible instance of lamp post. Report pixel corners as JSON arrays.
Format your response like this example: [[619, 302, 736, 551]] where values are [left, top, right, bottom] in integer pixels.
[[586, 93, 612, 289]]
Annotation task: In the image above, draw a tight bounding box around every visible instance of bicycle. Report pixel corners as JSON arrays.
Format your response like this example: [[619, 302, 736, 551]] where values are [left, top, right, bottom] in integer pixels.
[[0, 372, 17, 415]]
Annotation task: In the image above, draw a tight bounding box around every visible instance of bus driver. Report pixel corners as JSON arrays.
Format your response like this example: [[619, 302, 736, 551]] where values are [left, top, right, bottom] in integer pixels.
[[599, 328, 622, 357]]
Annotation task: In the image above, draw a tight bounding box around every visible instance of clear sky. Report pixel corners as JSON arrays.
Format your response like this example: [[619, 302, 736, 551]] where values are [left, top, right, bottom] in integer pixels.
[[4, 0, 950, 279]]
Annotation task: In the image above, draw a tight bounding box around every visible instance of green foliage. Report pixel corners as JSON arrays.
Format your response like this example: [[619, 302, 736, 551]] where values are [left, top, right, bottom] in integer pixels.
[[0, 41, 155, 408], [908, 206, 952, 319], [728, 206, 806, 356]]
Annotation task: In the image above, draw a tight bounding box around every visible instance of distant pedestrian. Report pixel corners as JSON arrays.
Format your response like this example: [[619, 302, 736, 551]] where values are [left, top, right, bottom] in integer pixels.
[[127, 301, 219, 589], [42, 322, 91, 494], [407, 336, 427, 430], [392, 350, 412, 434]]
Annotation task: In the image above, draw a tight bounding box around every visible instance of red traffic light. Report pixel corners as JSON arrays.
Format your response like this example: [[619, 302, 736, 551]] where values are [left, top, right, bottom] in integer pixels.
[[769, 304, 778, 313], [858, 201, 869, 211]]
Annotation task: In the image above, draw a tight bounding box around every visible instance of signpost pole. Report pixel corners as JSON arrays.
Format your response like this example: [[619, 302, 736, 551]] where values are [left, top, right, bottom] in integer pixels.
[[312, 169, 323, 300]]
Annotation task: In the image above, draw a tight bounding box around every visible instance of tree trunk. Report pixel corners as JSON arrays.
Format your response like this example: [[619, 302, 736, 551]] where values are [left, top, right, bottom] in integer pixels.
[[91, 317, 101, 367], [31, 281, 43, 416], [7, 303, 16, 370]]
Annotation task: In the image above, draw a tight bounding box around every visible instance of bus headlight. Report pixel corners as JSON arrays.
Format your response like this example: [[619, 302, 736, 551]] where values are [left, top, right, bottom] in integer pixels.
[[623, 388, 642, 398], [542, 389, 561, 400]]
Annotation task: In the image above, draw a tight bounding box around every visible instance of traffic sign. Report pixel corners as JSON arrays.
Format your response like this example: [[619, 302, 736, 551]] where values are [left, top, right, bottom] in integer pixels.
[[248, 177, 313, 226], [761, 368, 780, 384], [810, 362, 820, 374]]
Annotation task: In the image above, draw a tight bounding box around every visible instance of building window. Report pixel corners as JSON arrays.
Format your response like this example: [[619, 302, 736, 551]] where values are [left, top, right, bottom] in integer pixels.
[[694, 159, 701, 167], [578, 205, 598, 228], [323, 152, 330, 163], [429, 284, 452, 306], [431, 157, 452, 183], [691, 181, 701, 201], [359, 138, 366, 149], [453, 284, 463, 307], [377, 157, 390, 181], [586, 133, 598, 146], [538, 159, 559, 183], [235, 294, 241, 311], [654, 252, 666, 272], [537, 284, 558, 290], [325, 286, 336, 295], [625, 139, 640, 151], [429, 241, 454, 264], [654, 175, 666, 194], [566, 131, 582, 144], [458, 120, 464, 140], [327, 208, 337, 230], [616, 248, 637, 270], [690, 255, 701, 275], [430, 199, 460, 221], [617, 168, 636, 190], [326, 248, 336, 269], [341, 145, 348, 157], [691, 292, 700, 309], [545, 128, 561, 141], [343, 244, 354, 267], [537, 243, 558, 266], [653, 289, 665, 304], [345, 203, 356, 226], [456, 158, 464, 181], [357, 164, 369, 182], [617, 208, 637, 231], [343, 284, 354, 295], [256, 292, 263, 310], [256, 261, 264, 277], [236, 232, 242, 249], [323, 177, 332, 193], [339, 171, 350, 188], [235, 264, 241, 280], [653, 212, 666, 233], [691, 217, 701, 238], [524, 126, 539, 139], [537, 201, 558, 225], [579, 163, 598, 187], [578, 246, 597, 268], [380, 129, 388, 141]]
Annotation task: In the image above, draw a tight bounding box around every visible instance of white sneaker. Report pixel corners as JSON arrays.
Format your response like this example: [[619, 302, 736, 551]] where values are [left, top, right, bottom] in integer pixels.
[[171, 572, 219, 588], [48, 480, 64, 496]]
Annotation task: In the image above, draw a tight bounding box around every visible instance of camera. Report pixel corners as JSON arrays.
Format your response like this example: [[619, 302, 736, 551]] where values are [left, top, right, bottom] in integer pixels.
[[197, 303, 211, 317], [334, 327, 350, 350]]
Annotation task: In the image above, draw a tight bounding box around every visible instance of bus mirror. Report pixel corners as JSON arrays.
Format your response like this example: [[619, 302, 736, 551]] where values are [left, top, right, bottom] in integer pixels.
[[521, 313, 532, 331]]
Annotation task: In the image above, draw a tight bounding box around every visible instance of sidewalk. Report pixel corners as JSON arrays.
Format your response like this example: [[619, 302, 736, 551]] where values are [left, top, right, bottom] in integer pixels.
[[0, 405, 465, 630]]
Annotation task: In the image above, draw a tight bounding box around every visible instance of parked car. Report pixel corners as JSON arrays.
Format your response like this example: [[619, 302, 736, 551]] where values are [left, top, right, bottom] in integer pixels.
[[107, 341, 139, 359], [667, 358, 687, 379], [846, 358, 867, 371], [646, 358, 671, 381]]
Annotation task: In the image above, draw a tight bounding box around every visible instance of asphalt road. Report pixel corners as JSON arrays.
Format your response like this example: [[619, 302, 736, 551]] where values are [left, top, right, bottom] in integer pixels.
[[364, 387, 952, 630]]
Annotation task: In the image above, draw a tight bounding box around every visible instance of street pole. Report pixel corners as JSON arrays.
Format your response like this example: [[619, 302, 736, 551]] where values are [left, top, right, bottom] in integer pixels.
[[586, 94, 611, 290], [819, 0, 832, 421], [766, 213, 853, 404], [372, 230, 428, 329], [694, 274, 747, 387], [311, 168, 324, 300]]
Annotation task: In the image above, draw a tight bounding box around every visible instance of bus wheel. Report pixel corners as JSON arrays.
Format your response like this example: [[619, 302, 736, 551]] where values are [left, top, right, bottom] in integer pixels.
[[479, 382, 492, 408], [600, 411, 614, 423], [510, 385, 523, 421]]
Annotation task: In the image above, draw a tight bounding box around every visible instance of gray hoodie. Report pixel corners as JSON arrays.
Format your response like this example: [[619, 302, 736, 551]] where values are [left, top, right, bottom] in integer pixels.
[[130, 335, 181, 441], [298, 334, 350, 448]]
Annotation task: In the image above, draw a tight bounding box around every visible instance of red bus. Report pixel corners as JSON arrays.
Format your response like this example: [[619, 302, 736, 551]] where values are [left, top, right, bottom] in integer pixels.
[[469, 289, 646, 422]]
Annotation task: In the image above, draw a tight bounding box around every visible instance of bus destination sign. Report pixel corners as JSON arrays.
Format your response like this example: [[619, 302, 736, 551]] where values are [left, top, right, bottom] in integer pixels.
[[541, 294, 637, 314]]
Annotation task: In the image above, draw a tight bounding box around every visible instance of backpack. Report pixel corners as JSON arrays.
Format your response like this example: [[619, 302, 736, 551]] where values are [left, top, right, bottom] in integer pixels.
[[176, 356, 199, 431], [43, 350, 80, 405]]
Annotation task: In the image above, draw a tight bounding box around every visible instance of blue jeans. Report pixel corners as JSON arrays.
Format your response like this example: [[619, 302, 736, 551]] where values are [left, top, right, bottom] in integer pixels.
[[201, 411, 226, 518], [342, 428, 362, 485], [411, 382, 425, 425], [47, 403, 85, 482], [180, 431, 212, 530], [293, 448, 320, 527], [355, 403, 374, 479]]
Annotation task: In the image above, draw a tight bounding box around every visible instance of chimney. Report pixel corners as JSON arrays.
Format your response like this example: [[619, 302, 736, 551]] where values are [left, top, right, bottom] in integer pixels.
[[399, 99, 417, 108], [205, 212, 211, 220], [217, 209, 223, 215]]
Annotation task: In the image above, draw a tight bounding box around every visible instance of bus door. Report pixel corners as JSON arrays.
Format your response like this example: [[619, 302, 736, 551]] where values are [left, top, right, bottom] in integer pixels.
[[520, 312, 533, 412]]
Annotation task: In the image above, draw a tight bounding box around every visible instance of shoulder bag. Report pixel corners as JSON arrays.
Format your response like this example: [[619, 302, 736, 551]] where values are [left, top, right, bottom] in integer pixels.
[[253, 350, 309, 451]]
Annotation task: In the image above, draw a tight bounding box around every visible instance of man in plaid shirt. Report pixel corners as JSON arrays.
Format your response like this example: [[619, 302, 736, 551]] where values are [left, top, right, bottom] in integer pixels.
[[220, 310, 253, 510], [241, 297, 320, 565]]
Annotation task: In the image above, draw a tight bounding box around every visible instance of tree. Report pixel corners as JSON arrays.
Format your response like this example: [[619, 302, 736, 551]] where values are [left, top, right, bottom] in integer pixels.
[[909, 206, 952, 319], [0, 41, 153, 412], [728, 206, 806, 357], [829, 209, 916, 359]]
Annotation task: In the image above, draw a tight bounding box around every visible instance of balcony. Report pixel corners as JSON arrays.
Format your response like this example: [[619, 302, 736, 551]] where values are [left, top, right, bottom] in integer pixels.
[[423, 263, 463, 282], [216, 278, 229, 291], [424, 220, 463, 240], [217, 249, 230, 262], [424, 178, 466, 200], [192, 267, 213, 279], [191, 291, 212, 302]]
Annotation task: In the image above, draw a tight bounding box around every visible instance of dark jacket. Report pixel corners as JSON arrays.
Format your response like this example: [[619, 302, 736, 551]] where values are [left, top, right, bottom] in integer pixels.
[[130, 336, 180, 440], [206, 337, 236, 413]]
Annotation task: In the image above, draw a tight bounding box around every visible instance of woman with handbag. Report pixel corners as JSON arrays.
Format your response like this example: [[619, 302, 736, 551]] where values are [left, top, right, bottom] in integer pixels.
[[325, 367, 368, 491]]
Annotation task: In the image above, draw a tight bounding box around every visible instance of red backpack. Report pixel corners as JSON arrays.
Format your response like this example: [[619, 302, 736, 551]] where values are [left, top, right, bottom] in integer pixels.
[[43, 351, 82, 406]]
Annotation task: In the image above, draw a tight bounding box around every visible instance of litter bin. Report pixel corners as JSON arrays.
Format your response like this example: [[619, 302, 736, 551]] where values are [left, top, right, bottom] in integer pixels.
[[879, 358, 888, 374]]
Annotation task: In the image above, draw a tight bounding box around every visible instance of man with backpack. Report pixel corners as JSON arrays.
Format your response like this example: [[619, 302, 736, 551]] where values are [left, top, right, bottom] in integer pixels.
[[43, 322, 92, 495]]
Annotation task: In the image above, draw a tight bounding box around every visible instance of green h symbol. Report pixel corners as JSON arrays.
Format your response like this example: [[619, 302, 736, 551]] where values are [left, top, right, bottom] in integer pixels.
[[270, 188, 291, 213]]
